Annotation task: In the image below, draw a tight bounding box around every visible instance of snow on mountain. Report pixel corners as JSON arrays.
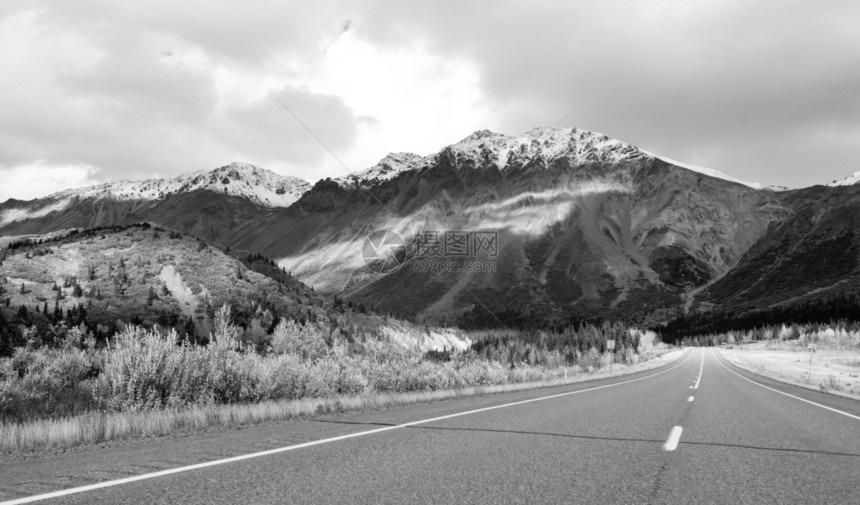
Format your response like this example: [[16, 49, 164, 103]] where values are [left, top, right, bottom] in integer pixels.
[[336, 153, 425, 187], [334, 127, 781, 193], [827, 170, 860, 187], [443, 126, 785, 190], [334, 127, 651, 188], [47, 162, 311, 207], [446, 127, 648, 169], [641, 152, 785, 191]]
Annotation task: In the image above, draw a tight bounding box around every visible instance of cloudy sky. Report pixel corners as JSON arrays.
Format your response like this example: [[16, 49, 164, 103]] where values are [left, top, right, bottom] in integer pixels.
[[1, 1, 858, 201]]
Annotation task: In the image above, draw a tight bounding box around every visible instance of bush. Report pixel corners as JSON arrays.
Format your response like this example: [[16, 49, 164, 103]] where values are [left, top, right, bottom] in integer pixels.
[[579, 347, 602, 371], [270, 319, 327, 361], [1, 346, 97, 421], [94, 325, 252, 411], [622, 346, 639, 365], [2, 311, 655, 424]]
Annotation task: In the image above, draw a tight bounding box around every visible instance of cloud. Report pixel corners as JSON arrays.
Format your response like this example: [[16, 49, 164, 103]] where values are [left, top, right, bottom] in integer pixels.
[[356, 0, 860, 188], [219, 86, 357, 168], [0, 3, 363, 197], [305, 29, 489, 176], [0, 161, 101, 202], [1, 0, 858, 202]]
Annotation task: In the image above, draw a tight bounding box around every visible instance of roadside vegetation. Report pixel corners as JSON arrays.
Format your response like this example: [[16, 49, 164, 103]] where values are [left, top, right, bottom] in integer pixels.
[[713, 322, 860, 398], [0, 224, 328, 353], [0, 303, 669, 452], [657, 292, 860, 343], [0, 224, 675, 453]]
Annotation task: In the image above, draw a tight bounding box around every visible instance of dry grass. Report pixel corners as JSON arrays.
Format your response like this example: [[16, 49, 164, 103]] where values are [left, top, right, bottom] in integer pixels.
[[0, 348, 683, 453], [720, 347, 860, 399]]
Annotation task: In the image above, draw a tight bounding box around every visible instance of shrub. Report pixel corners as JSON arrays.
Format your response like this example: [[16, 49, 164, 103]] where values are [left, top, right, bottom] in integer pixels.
[[579, 347, 602, 371], [271, 319, 327, 361], [1, 346, 98, 421], [622, 346, 639, 365]]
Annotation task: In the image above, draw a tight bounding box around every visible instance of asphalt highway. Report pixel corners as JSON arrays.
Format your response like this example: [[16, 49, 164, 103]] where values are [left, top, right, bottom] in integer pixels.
[[1, 348, 858, 504]]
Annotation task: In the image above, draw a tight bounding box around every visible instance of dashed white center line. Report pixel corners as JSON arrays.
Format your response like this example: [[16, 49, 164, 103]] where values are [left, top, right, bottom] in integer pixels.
[[687, 396, 695, 402], [693, 349, 704, 389], [663, 426, 684, 451]]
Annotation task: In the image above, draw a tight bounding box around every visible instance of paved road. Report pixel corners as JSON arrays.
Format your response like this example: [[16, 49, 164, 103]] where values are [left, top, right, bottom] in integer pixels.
[[1, 348, 858, 504]]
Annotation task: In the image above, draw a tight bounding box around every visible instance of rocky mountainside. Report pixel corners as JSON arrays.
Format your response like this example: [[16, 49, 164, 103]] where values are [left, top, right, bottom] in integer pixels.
[[701, 184, 860, 311], [3, 127, 859, 328], [0, 224, 327, 340], [335, 153, 425, 188]]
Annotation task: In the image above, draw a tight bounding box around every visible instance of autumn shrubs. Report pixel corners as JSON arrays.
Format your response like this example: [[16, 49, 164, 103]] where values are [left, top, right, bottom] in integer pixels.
[[1, 305, 648, 426]]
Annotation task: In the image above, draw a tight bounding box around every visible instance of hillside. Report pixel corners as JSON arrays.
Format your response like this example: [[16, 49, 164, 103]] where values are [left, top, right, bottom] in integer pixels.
[[0, 224, 327, 349], [699, 184, 860, 310]]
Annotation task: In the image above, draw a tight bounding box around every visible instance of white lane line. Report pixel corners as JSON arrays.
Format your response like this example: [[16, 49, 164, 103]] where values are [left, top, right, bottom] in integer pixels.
[[1, 350, 696, 505], [711, 349, 860, 422], [688, 396, 695, 402], [663, 426, 683, 451], [693, 349, 704, 390]]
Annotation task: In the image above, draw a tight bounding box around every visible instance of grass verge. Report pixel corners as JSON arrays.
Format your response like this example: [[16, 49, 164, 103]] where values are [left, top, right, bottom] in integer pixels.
[[719, 348, 860, 400], [1, 349, 682, 454]]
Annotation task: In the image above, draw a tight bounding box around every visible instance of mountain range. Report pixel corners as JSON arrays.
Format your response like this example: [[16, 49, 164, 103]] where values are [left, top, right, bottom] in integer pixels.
[[2, 127, 859, 328]]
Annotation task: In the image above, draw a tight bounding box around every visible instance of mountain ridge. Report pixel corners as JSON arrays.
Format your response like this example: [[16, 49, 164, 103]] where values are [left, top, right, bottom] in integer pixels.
[[828, 170, 860, 187], [3, 126, 860, 328], [6, 127, 853, 210], [17, 162, 311, 209]]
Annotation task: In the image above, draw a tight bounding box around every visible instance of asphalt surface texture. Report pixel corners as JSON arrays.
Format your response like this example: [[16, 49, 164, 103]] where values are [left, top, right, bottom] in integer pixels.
[[1, 348, 858, 504]]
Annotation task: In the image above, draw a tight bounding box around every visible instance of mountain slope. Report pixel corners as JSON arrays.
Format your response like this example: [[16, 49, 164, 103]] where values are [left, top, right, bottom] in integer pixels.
[[336, 153, 425, 188], [0, 224, 327, 340], [699, 184, 860, 310], [244, 127, 791, 326], [641, 152, 786, 191]]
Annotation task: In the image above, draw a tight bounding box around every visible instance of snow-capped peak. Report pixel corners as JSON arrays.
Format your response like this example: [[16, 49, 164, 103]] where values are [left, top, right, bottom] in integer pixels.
[[336, 153, 425, 187], [328, 126, 787, 193], [47, 162, 311, 207], [445, 126, 788, 191], [446, 126, 648, 169], [827, 170, 860, 187]]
